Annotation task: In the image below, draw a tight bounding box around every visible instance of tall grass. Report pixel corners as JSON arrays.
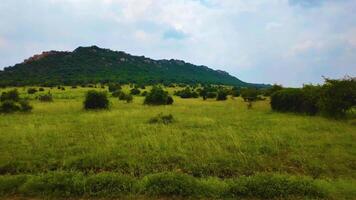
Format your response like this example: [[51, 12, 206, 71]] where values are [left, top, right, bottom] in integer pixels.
[[0, 86, 355, 198]]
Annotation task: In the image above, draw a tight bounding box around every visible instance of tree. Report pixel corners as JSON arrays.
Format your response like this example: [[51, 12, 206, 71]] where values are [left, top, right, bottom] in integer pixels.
[[241, 88, 259, 109]]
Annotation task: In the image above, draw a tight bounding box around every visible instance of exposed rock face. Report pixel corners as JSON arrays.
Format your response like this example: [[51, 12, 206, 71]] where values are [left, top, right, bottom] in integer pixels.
[[24, 51, 62, 63]]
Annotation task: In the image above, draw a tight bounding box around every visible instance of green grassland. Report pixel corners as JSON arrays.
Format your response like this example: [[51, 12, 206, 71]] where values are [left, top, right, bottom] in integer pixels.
[[0, 86, 355, 199]]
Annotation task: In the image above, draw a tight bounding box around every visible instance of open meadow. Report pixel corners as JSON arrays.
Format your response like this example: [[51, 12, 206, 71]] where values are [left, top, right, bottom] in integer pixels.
[[0, 86, 355, 199]]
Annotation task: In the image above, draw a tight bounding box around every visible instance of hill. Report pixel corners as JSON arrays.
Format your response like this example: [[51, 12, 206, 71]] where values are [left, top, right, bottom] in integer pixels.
[[0, 46, 268, 87]]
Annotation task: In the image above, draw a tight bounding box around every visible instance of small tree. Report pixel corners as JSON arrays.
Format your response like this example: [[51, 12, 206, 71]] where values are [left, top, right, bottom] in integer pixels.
[[144, 86, 174, 105], [216, 90, 228, 101], [318, 77, 356, 117], [84, 90, 109, 110], [241, 88, 259, 109]]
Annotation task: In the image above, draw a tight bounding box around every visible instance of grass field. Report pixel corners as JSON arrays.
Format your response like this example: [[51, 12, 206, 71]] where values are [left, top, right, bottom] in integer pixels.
[[0, 86, 355, 199]]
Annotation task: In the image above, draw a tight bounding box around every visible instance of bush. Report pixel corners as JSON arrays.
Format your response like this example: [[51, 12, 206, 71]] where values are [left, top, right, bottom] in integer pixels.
[[1, 89, 20, 102], [241, 88, 259, 102], [174, 87, 199, 98], [216, 90, 228, 101], [38, 88, 45, 92], [27, 88, 37, 94], [149, 113, 174, 124], [0, 100, 21, 113], [38, 94, 53, 102], [130, 88, 141, 95], [108, 83, 121, 92], [230, 87, 241, 97], [84, 90, 109, 110], [318, 78, 356, 117], [271, 87, 320, 115], [144, 87, 174, 105]]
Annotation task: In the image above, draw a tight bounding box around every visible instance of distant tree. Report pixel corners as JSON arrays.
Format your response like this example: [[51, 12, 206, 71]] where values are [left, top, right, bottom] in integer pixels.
[[241, 88, 259, 109], [216, 89, 228, 101]]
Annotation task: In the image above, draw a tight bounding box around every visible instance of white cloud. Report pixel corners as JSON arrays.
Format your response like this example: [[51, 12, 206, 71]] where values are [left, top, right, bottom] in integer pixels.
[[0, 0, 355, 86]]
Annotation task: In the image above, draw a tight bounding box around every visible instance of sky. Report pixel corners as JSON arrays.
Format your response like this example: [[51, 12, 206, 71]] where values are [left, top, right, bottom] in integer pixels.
[[0, 0, 355, 86]]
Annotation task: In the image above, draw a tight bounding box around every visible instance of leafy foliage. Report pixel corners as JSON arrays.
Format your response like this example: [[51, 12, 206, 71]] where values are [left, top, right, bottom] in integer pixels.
[[174, 87, 199, 98], [144, 86, 174, 105], [83, 90, 109, 110], [271, 77, 356, 117], [216, 89, 228, 101], [0, 89, 32, 113]]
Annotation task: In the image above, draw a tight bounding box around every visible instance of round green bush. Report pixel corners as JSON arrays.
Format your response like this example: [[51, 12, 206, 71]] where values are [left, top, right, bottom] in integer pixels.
[[84, 90, 109, 110], [144, 87, 174, 105]]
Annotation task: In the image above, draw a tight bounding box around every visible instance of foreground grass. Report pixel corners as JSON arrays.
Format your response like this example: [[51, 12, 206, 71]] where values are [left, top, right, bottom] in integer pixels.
[[0, 86, 355, 199]]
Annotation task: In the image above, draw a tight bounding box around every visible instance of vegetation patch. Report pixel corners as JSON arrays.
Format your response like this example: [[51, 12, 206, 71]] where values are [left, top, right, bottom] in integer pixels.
[[83, 90, 109, 110], [0, 172, 335, 199], [0, 89, 32, 113], [144, 86, 174, 105], [149, 113, 174, 124]]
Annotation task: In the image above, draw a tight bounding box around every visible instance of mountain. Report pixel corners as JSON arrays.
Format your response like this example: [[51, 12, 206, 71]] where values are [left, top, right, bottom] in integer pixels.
[[0, 46, 268, 87]]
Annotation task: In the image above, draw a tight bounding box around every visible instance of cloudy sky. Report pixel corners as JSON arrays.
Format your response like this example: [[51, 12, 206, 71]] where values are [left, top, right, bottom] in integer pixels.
[[0, 0, 355, 86]]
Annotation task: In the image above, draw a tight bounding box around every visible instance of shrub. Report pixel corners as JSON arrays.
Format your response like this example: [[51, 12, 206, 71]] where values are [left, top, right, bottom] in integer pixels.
[[1, 89, 20, 102], [84, 90, 109, 110], [216, 90, 228, 101], [27, 88, 37, 94], [38, 88, 45, 92], [130, 88, 141, 95], [174, 87, 199, 98], [230, 87, 241, 97], [71, 85, 77, 89], [318, 78, 356, 117], [149, 113, 174, 124], [0, 100, 21, 113], [241, 88, 258, 102], [143, 172, 198, 197], [108, 83, 121, 92], [144, 87, 174, 105], [271, 87, 320, 115], [38, 94, 53, 102]]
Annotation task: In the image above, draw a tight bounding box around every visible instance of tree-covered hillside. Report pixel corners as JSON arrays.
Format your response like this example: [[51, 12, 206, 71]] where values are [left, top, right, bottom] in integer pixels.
[[0, 46, 268, 87]]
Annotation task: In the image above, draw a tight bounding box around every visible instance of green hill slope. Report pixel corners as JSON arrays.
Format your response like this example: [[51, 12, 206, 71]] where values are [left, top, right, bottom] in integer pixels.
[[0, 46, 267, 87]]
